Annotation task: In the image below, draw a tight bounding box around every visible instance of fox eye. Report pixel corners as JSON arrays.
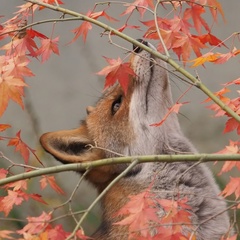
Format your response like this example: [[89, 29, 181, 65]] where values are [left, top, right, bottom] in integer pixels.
[[111, 95, 122, 115]]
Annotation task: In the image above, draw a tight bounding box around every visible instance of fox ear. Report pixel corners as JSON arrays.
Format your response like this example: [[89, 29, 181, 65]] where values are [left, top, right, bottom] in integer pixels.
[[40, 125, 102, 163]]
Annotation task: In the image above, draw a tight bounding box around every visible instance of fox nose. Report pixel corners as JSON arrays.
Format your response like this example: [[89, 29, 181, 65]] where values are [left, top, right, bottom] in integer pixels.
[[133, 39, 149, 53]]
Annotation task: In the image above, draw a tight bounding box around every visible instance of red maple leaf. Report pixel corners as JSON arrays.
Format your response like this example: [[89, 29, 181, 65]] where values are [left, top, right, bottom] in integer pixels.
[[184, 5, 210, 34], [27, 28, 48, 40], [38, 0, 64, 10], [223, 78, 240, 87], [224, 118, 240, 135], [47, 225, 71, 240], [0, 190, 24, 216], [90, 10, 118, 22], [97, 57, 135, 94], [37, 37, 60, 62], [72, 21, 92, 43], [0, 169, 8, 179], [28, 193, 48, 205], [114, 190, 159, 238], [198, 33, 226, 47], [122, 0, 154, 17], [151, 102, 189, 127], [40, 175, 65, 195], [117, 24, 141, 33], [214, 48, 240, 64], [71, 10, 117, 42], [7, 131, 30, 164]]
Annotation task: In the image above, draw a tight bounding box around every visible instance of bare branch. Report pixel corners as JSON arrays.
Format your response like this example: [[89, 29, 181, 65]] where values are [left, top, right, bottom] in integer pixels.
[[0, 153, 240, 187]]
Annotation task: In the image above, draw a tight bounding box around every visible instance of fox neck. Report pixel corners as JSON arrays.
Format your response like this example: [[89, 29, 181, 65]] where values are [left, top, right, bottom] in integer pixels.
[[128, 61, 181, 156]]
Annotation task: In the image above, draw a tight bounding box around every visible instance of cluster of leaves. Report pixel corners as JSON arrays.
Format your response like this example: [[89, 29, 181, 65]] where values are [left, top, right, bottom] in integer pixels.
[[0, 0, 239, 239], [0, 211, 88, 240], [0, 1, 61, 117], [0, 163, 71, 239], [114, 187, 194, 240]]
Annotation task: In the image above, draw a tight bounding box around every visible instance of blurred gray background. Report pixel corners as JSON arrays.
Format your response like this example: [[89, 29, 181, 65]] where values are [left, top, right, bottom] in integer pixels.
[[0, 0, 239, 236]]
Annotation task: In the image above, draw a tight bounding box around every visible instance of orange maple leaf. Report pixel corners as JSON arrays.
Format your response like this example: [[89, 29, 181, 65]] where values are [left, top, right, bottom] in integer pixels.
[[4, 55, 34, 78], [217, 140, 240, 175], [0, 230, 14, 240], [18, 212, 52, 235], [191, 52, 219, 67], [7, 131, 30, 163], [0, 75, 27, 117], [97, 57, 135, 94], [221, 177, 240, 199], [0, 124, 11, 132], [40, 175, 65, 195], [5, 180, 28, 191], [206, 0, 225, 22]]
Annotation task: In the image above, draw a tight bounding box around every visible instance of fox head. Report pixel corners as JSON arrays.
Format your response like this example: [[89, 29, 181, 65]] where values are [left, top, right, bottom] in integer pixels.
[[40, 40, 182, 189]]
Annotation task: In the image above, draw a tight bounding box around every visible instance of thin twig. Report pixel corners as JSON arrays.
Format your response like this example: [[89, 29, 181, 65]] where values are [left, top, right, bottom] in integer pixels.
[[154, 0, 170, 57], [53, 169, 90, 223], [0, 151, 41, 171], [0, 17, 83, 38]]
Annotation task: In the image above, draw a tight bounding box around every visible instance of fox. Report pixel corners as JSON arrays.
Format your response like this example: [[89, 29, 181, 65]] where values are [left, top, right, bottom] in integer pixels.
[[40, 39, 231, 240]]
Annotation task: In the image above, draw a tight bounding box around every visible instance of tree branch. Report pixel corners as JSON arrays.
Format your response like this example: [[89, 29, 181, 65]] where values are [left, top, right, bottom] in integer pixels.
[[0, 154, 240, 187], [24, 0, 240, 123]]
